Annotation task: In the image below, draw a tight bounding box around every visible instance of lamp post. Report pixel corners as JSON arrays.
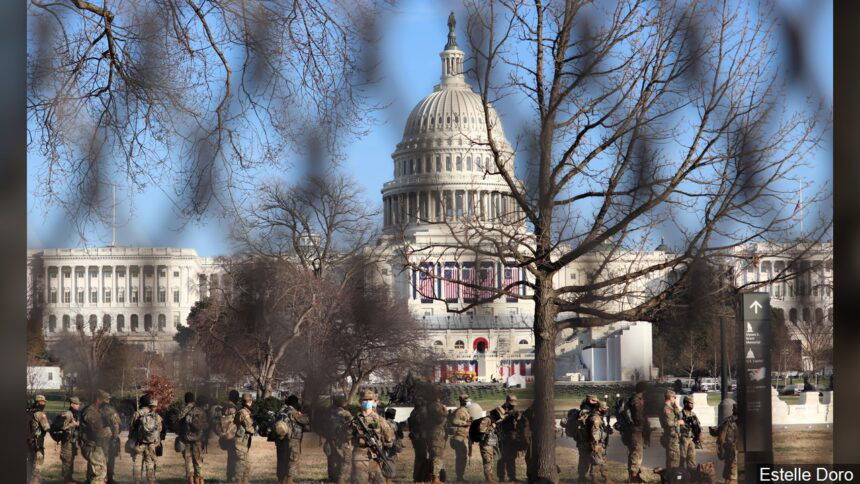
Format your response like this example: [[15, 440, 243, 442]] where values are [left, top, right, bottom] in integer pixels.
[[718, 316, 735, 424]]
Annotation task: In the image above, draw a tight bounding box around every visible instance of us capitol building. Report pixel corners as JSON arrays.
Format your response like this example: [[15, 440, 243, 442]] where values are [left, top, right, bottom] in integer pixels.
[[27, 17, 832, 382]]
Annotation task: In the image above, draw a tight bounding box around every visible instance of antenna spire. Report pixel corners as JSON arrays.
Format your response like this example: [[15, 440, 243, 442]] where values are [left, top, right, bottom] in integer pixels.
[[111, 184, 116, 247]]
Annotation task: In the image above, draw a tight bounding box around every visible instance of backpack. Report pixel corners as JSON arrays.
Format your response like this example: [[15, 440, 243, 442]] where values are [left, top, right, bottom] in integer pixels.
[[182, 406, 208, 442], [565, 408, 591, 444], [615, 398, 634, 430], [135, 411, 161, 444], [49, 413, 70, 443], [468, 418, 486, 444], [219, 413, 237, 440]]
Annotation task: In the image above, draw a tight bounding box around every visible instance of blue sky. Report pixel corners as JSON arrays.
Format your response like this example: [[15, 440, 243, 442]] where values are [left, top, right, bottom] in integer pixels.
[[27, 0, 832, 256]]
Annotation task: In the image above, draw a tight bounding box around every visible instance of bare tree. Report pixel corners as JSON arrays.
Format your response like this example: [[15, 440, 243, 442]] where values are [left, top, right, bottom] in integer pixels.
[[27, 0, 388, 237], [393, 2, 830, 479], [50, 327, 119, 399]]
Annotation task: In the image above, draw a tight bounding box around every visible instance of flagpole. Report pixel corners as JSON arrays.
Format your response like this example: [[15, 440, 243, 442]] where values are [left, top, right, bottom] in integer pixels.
[[799, 180, 804, 238]]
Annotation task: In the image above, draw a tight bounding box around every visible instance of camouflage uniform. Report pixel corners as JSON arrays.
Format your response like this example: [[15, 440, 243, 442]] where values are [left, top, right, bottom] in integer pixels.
[[220, 400, 239, 482], [576, 394, 599, 482], [476, 408, 503, 483], [407, 400, 431, 482], [679, 398, 699, 469], [449, 395, 473, 481], [586, 403, 610, 484], [497, 395, 522, 482], [27, 395, 50, 484], [130, 402, 164, 484], [99, 400, 121, 483], [275, 404, 310, 484], [659, 391, 681, 470], [623, 391, 650, 483], [426, 398, 449, 481], [716, 409, 739, 484], [80, 394, 111, 484], [59, 397, 82, 484], [178, 400, 209, 483], [517, 406, 536, 482], [350, 390, 395, 484], [324, 402, 353, 484], [234, 394, 256, 484]]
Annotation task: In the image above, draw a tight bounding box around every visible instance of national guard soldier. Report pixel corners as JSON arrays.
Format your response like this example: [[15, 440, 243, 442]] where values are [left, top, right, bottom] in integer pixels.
[[659, 390, 682, 470], [275, 395, 311, 484], [234, 392, 256, 484], [619, 381, 650, 483], [407, 392, 431, 482], [425, 387, 449, 483], [517, 404, 536, 482], [349, 389, 395, 484], [581, 394, 599, 412], [323, 396, 353, 483], [130, 395, 164, 484], [449, 394, 473, 482], [497, 394, 522, 482], [178, 391, 209, 484], [222, 389, 241, 482], [679, 395, 701, 469], [27, 394, 50, 484], [384, 407, 406, 482], [57, 396, 82, 484], [99, 392, 122, 484], [586, 401, 611, 483], [711, 404, 739, 484], [472, 406, 504, 483], [80, 391, 111, 484]]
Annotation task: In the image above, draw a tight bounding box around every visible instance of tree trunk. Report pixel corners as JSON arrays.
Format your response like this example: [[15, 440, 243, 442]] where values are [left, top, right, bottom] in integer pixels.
[[531, 275, 559, 482]]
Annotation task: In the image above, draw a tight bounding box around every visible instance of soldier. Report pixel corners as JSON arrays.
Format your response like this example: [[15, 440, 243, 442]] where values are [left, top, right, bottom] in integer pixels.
[[26, 394, 50, 484], [517, 404, 536, 482], [711, 404, 739, 484], [449, 394, 473, 481], [575, 401, 595, 483], [323, 396, 353, 484], [581, 394, 599, 412], [659, 390, 683, 470], [586, 401, 611, 483], [497, 394, 522, 482], [275, 395, 311, 484], [178, 391, 209, 484], [384, 407, 406, 481], [58, 396, 82, 484], [407, 393, 431, 482], [234, 392, 256, 484], [223, 389, 241, 482], [99, 392, 122, 484], [473, 406, 504, 483], [620, 381, 650, 483], [679, 395, 701, 469], [349, 389, 395, 484], [425, 387, 449, 483], [130, 395, 164, 484], [79, 391, 111, 484]]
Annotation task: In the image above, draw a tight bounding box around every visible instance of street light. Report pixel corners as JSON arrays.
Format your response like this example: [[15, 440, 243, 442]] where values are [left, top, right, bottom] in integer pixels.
[[718, 316, 735, 424]]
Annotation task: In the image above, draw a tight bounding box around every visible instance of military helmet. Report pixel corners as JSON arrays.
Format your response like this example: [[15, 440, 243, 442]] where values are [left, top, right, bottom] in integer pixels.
[[359, 389, 377, 401], [228, 389, 240, 402], [505, 394, 518, 403], [33, 394, 46, 404], [273, 419, 290, 439], [241, 392, 254, 403], [598, 401, 609, 411], [384, 407, 397, 420], [665, 390, 676, 399], [634, 381, 648, 393], [491, 406, 506, 420], [98, 389, 111, 401], [683, 395, 694, 404], [459, 394, 470, 404], [148, 399, 158, 407], [585, 394, 597, 402], [69, 396, 81, 405]]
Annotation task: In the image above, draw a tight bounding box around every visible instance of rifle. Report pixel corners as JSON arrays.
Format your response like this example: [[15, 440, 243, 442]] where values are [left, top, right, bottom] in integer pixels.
[[684, 414, 703, 449], [351, 415, 396, 479]]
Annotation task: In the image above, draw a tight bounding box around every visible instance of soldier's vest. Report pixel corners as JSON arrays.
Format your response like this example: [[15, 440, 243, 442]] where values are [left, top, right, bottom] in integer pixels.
[[79, 405, 102, 444], [27, 408, 46, 450]]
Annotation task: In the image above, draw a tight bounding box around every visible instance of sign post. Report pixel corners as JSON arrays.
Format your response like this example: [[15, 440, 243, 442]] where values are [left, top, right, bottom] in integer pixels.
[[738, 292, 774, 472]]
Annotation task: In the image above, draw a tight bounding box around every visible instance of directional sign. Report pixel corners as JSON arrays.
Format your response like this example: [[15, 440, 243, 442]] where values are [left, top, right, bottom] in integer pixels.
[[737, 292, 774, 469]]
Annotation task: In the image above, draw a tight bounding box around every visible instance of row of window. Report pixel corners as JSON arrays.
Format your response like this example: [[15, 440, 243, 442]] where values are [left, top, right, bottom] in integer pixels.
[[783, 307, 833, 324], [414, 263, 526, 303], [408, 112, 486, 132], [45, 313, 181, 333], [432, 339, 530, 349], [394, 154, 495, 177], [49, 268, 182, 278], [47, 287, 182, 304]]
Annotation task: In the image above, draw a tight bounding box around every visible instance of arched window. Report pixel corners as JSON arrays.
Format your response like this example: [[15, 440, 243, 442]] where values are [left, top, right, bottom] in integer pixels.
[[802, 307, 811, 323], [102, 314, 111, 331], [473, 337, 489, 353], [88, 315, 97, 332], [828, 307, 833, 322], [117, 315, 125, 332], [815, 308, 824, 324], [454, 340, 465, 350], [158, 314, 167, 332], [518, 339, 529, 345], [48, 315, 56, 332], [433, 340, 444, 346], [446, 156, 452, 171], [425, 157, 432, 173], [131, 314, 139, 332], [62, 315, 70, 331], [466, 156, 472, 171], [789, 308, 797, 323], [144, 314, 153, 332], [456, 156, 462, 171]]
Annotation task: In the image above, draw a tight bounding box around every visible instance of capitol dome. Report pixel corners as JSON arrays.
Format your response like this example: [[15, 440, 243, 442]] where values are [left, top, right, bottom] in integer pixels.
[[381, 13, 521, 234]]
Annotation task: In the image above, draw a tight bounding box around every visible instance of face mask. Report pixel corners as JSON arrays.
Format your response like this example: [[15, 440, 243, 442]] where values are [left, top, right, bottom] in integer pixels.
[[360, 401, 376, 410]]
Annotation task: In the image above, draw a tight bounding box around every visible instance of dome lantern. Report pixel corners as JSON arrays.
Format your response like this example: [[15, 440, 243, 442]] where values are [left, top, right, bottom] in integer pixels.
[[440, 12, 466, 87]]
